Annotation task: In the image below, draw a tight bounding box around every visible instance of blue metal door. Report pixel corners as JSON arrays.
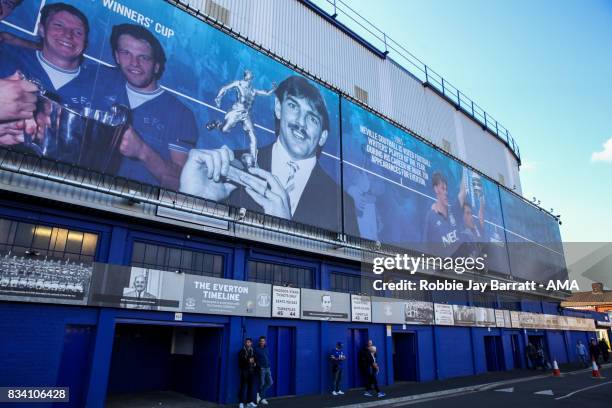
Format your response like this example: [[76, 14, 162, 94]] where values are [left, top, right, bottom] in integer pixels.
[[484, 336, 499, 371], [55, 325, 95, 408], [347, 328, 368, 388], [393, 333, 418, 381], [495, 336, 506, 371], [510, 334, 522, 369], [191, 327, 222, 402], [267, 326, 296, 397], [108, 324, 173, 394]]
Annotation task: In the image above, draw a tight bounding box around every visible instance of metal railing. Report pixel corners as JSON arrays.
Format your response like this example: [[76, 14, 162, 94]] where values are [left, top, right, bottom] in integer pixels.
[[306, 0, 520, 162]]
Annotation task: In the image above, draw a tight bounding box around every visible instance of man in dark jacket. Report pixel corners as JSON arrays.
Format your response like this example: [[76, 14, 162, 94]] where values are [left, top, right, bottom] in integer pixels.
[[358, 340, 374, 386], [238, 338, 257, 408], [363, 345, 385, 398], [526, 342, 537, 369], [599, 338, 610, 363]]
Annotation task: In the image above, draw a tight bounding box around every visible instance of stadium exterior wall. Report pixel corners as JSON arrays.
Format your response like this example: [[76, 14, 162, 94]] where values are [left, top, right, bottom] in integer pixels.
[[0, 196, 600, 407]]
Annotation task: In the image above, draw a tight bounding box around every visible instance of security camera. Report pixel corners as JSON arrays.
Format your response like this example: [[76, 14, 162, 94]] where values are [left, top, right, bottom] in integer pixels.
[[238, 207, 247, 220]]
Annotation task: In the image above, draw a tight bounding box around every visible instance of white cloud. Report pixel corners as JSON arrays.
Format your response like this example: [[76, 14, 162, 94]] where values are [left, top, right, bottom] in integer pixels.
[[591, 138, 612, 163], [521, 161, 536, 171]]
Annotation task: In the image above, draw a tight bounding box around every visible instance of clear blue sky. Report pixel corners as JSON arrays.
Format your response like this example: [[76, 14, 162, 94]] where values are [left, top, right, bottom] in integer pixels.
[[338, 0, 612, 242]]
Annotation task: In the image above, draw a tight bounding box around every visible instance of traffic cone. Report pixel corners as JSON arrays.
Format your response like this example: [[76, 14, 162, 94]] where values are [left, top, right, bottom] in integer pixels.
[[552, 360, 561, 377], [591, 359, 602, 378]]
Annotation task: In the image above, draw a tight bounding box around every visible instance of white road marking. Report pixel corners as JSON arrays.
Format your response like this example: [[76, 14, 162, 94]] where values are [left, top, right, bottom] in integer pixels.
[[555, 380, 612, 400], [494, 387, 514, 392], [534, 389, 554, 396]]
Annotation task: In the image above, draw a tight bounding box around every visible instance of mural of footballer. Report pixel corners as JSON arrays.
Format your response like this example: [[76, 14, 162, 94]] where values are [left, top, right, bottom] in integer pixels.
[[180, 75, 356, 231], [103, 23, 198, 189], [423, 170, 464, 257], [0, 2, 111, 152]]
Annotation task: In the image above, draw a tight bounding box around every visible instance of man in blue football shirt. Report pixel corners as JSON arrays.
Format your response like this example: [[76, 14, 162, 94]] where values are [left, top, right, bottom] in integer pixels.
[[0, 3, 102, 111], [423, 171, 464, 257], [106, 23, 197, 189]]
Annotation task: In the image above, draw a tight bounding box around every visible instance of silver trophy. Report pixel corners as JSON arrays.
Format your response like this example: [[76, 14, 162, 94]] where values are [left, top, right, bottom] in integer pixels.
[[22, 80, 129, 174], [206, 70, 276, 190]]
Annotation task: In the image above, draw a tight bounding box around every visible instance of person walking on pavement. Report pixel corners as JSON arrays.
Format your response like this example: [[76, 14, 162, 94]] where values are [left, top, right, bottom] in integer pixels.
[[599, 338, 610, 363], [363, 345, 385, 398], [576, 340, 588, 367], [359, 339, 374, 386], [330, 341, 346, 395], [238, 338, 257, 408], [526, 342, 537, 370], [254, 336, 273, 405], [590, 338, 601, 368]]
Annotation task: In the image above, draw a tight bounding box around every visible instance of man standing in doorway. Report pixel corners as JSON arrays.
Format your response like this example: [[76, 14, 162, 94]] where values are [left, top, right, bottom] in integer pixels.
[[330, 341, 346, 395], [238, 338, 257, 408], [254, 335, 273, 405]]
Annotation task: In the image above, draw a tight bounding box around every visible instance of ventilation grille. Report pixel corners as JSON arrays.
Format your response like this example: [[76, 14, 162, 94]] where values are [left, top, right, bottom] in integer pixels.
[[205, 0, 230, 25], [354, 85, 369, 104]]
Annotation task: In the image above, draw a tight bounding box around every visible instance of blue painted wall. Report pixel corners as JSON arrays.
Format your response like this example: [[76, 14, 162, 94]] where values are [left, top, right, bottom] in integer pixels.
[[0, 198, 605, 406], [435, 327, 474, 379], [0, 303, 98, 408], [546, 330, 568, 364]]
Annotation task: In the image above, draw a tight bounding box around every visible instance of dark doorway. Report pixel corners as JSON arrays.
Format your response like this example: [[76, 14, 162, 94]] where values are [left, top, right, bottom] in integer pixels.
[[484, 336, 505, 372], [528, 334, 549, 368], [266, 326, 296, 397], [107, 323, 222, 403], [347, 328, 368, 388], [393, 332, 418, 381], [510, 334, 522, 369]]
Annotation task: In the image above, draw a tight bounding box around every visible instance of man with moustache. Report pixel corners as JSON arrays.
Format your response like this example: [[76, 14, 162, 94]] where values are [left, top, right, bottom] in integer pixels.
[[180, 75, 356, 231], [105, 23, 197, 189]]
